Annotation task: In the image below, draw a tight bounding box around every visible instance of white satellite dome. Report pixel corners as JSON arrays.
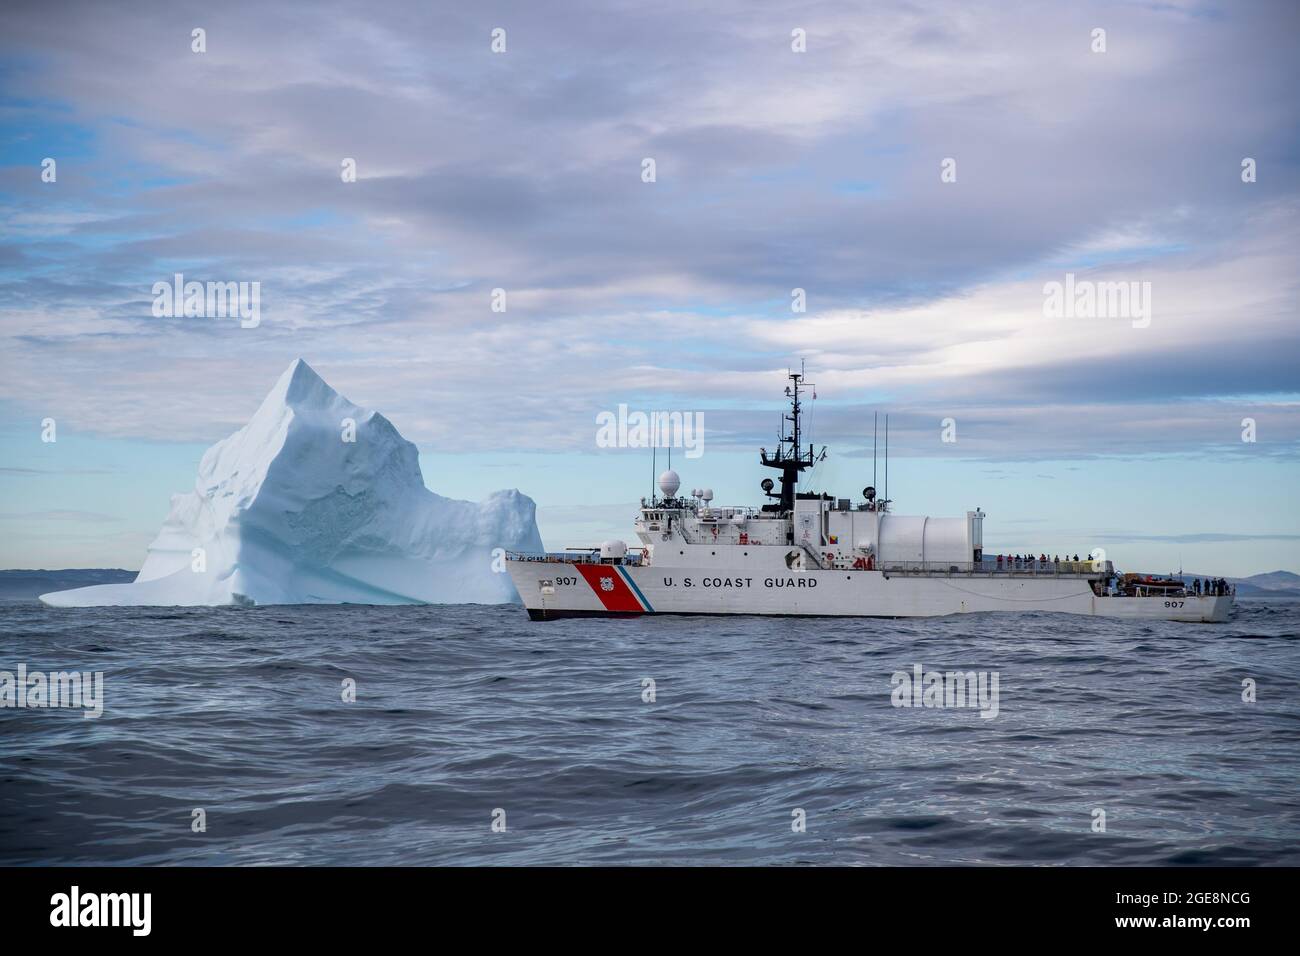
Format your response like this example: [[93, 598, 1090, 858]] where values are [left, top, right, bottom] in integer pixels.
[[658, 469, 680, 498], [701, 488, 714, 502]]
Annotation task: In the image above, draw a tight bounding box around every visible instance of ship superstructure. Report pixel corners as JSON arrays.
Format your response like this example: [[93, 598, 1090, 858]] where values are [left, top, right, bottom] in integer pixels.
[[506, 371, 1233, 623]]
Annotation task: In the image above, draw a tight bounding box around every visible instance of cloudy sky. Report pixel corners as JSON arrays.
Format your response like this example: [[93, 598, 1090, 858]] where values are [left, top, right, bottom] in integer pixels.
[[1, 0, 1297, 576]]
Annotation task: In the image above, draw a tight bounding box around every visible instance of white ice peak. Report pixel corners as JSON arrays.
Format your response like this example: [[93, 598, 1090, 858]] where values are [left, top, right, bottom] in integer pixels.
[[42, 359, 544, 607]]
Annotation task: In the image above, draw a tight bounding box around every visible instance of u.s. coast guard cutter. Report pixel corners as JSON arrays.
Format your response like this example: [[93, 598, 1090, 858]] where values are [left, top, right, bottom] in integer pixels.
[[507, 371, 1233, 623]]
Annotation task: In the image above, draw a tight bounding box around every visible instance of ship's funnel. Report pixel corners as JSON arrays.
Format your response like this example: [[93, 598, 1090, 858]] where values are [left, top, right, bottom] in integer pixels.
[[658, 469, 680, 498]]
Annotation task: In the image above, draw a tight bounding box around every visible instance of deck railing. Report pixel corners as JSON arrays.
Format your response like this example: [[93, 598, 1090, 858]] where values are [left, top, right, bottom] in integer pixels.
[[507, 551, 1114, 575], [506, 551, 644, 566], [881, 559, 1108, 576]]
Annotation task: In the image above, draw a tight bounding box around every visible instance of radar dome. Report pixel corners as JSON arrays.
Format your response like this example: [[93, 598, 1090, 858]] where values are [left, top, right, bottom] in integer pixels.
[[658, 469, 680, 498]]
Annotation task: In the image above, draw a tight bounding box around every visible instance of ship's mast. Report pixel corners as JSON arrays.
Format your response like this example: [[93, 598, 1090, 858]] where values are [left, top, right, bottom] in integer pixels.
[[759, 365, 819, 513]]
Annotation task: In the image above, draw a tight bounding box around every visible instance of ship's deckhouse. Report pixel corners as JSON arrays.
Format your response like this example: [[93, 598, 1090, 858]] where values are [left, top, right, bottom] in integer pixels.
[[636, 491, 984, 571], [634, 367, 986, 572]]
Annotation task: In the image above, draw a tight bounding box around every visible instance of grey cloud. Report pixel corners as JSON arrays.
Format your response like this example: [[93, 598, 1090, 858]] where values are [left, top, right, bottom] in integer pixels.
[[1093, 532, 1300, 544], [0, 0, 1296, 458]]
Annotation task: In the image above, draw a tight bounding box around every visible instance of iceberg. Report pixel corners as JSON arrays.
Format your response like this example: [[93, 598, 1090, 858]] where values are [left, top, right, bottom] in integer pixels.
[[41, 359, 544, 607]]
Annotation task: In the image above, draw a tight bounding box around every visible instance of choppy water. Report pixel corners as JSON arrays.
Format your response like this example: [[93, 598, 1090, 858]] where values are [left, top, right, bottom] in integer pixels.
[[2, 599, 1298, 865]]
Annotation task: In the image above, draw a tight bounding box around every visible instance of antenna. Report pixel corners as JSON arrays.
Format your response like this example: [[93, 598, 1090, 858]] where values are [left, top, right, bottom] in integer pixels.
[[884, 413, 889, 508], [873, 411, 878, 491], [760, 366, 817, 513], [651, 443, 656, 503]]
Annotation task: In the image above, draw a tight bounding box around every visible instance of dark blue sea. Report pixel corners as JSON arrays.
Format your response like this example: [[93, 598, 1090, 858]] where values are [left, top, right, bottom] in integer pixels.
[[2, 598, 1298, 866]]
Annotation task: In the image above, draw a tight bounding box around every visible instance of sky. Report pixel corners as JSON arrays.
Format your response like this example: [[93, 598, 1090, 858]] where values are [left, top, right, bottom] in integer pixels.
[[0, 0, 1297, 577]]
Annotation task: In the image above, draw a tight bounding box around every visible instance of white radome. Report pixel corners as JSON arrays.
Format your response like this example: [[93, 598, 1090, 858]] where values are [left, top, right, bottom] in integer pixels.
[[658, 470, 680, 498]]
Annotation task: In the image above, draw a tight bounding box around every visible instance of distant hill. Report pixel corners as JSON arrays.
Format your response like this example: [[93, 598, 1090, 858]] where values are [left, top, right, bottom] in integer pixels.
[[1233, 570, 1300, 592], [1171, 570, 1300, 598], [0, 569, 137, 601]]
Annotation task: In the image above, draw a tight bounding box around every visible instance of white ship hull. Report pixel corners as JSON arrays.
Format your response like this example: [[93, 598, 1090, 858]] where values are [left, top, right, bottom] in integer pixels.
[[507, 561, 1233, 623]]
